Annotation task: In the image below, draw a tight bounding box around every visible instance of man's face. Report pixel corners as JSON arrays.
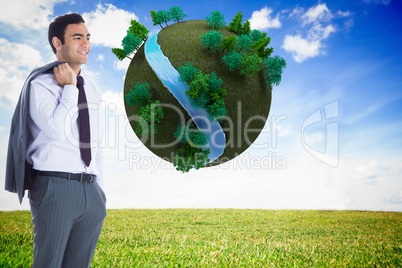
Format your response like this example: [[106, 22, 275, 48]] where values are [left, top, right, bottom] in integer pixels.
[[57, 22, 91, 68]]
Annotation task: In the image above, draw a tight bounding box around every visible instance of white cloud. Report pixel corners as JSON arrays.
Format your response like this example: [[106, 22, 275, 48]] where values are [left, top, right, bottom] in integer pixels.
[[351, 160, 402, 186], [249, 6, 281, 31], [384, 191, 402, 204], [0, 39, 43, 70], [83, 3, 138, 48], [335, 10, 352, 18], [282, 34, 322, 63], [344, 19, 354, 31], [102, 90, 126, 116], [301, 3, 332, 25], [352, 160, 380, 183], [277, 123, 293, 137], [309, 24, 336, 40], [0, 0, 66, 31], [0, 38, 44, 105], [96, 54, 105, 61], [282, 3, 351, 63], [289, 6, 304, 18], [114, 59, 131, 72]]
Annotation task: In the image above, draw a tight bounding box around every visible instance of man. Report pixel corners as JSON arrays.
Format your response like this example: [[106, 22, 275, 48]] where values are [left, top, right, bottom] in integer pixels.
[[5, 13, 106, 267]]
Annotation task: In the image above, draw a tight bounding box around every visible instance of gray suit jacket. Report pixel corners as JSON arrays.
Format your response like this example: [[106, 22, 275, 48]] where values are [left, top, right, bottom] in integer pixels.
[[5, 61, 62, 204]]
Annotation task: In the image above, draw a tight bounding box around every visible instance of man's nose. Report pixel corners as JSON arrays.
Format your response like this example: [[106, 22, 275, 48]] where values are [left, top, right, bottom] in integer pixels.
[[81, 39, 90, 48]]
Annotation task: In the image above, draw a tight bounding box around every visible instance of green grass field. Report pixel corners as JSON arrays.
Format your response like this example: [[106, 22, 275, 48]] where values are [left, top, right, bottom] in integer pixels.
[[1, 209, 401, 267]]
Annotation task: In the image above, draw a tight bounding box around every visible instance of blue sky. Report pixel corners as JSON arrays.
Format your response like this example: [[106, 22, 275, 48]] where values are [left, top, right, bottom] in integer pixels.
[[0, 0, 401, 211]]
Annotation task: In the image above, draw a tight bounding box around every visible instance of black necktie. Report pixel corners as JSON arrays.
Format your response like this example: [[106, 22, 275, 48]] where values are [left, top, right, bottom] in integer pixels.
[[76, 76, 91, 167]]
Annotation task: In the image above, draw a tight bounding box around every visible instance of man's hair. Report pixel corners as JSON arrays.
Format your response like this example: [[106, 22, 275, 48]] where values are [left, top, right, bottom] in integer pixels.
[[48, 13, 85, 54]]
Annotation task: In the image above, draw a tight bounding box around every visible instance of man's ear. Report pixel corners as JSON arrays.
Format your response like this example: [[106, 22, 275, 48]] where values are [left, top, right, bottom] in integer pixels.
[[52, 37, 62, 52]]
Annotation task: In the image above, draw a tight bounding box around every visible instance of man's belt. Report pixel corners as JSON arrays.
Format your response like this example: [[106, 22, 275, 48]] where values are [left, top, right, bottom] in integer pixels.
[[35, 170, 96, 183]]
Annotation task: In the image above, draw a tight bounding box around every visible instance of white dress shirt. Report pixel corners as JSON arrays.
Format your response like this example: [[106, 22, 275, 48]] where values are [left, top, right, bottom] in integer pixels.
[[26, 72, 105, 191]]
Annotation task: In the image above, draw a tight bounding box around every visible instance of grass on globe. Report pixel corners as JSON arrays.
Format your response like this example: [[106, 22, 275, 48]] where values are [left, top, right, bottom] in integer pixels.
[[124, 20, 271, 166], [1, 209, 401, 267]]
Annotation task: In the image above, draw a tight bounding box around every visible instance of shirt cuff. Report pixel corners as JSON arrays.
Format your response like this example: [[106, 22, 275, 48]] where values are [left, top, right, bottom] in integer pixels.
[[60, 85, 79, 113]]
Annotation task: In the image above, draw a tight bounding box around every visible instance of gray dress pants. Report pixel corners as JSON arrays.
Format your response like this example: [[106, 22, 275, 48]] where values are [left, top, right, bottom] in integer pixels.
[[29, 174, 106, 268]]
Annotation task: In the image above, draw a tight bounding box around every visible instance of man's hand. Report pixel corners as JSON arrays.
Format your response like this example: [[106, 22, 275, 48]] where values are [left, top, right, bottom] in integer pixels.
[[53, 63, 77, 87]]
